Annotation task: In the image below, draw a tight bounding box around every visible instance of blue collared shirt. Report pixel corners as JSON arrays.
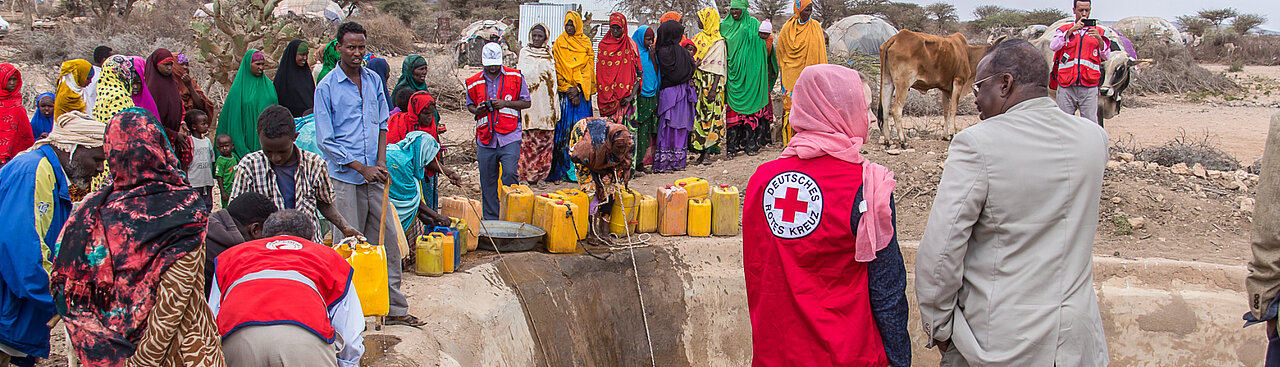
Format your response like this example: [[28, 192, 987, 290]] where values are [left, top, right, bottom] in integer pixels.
[[314, 65, 390, 185]]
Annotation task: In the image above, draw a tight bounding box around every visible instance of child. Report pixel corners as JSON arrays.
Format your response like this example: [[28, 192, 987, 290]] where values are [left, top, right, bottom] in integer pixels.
[[214, 133, 239, 206], [186, 110, 216, 208]]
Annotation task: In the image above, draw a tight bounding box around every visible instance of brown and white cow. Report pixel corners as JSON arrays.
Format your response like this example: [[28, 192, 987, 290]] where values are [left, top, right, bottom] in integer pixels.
[[878, 30, 1002, 147]]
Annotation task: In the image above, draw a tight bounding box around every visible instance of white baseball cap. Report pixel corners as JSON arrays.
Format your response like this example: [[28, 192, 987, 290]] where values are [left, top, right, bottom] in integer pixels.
[[482, 43, 503, 66]]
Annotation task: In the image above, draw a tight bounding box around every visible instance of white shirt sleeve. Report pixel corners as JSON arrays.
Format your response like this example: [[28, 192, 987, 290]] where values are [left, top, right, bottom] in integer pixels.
[[207, 277, 222, 316], [329, 283, 365, 367]]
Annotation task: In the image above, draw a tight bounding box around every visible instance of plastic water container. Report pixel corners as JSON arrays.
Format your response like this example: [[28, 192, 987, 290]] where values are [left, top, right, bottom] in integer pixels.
[[610, 186, 641, 235], [544, 200, 580, 253], [711, 185, 741, 236], [532, 193, 560, 229], [335, 239, 389, 316], [441, 197, 482, 251], [658, 185, 689, 236], [435, 226, 460, 271], [450, 218, 470, 253], [414, 235, 443, 277], [431, 232, 454, 273], [675, 177, 710, 198], [637, 195, 659, 233], [688, 197, 712, 237], [500, 184, 535, 224], [555, 189, 590, 240]]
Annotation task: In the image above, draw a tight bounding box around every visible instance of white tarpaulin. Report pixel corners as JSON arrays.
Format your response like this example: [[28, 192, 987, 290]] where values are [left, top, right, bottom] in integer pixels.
[[1113, 16, 1186, 45], [826, 15, 898, 56]]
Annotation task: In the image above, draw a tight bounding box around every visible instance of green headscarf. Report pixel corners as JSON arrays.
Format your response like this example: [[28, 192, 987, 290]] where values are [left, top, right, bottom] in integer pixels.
[[721, 4, 770, 114], [317, 39, 340, 82], [395, 54, 430, 93], [393, 54, 439, 122], [387, 131, 441, 231], [216, 49, 278, 157]]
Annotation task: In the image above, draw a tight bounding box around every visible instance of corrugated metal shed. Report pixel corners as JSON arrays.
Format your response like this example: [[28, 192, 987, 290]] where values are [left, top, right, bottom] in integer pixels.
[[519, 3, 578, 47]]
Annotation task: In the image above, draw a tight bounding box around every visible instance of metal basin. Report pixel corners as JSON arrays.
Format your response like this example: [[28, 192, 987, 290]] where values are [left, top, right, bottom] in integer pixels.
[[475, 220, 546, 252]]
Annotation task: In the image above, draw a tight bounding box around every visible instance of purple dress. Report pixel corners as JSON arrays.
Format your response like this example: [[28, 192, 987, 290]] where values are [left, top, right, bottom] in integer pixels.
[[654, 82, 695, 172]]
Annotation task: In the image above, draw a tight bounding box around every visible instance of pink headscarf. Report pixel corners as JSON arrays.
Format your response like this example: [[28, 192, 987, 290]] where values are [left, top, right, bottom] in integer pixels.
[[780, 64, 896, 262], [129, 56, 160, 119]]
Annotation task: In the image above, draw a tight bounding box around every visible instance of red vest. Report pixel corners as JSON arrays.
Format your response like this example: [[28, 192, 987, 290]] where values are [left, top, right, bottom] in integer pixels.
[[1053, 23, 1105, 88], [743, 155, 888, 366], [466, 67, 524, 145], [213, 236, 353, 342]]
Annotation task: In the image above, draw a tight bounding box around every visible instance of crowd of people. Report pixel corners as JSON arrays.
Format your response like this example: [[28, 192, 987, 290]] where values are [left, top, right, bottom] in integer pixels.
[[0, 0, 1123, 365]]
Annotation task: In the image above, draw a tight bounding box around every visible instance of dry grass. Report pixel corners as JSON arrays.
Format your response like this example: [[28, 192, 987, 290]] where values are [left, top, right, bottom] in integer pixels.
[[1114, 131, 1241, 172], [1130, 37, 1239, 95], [349, 12, 418, 57], [1192, 33, 1280, 66]]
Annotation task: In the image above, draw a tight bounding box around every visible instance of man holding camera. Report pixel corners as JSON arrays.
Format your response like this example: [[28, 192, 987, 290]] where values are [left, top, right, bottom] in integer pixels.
[[1050, 0, 1110, 125], [467, 43, 532, 219]]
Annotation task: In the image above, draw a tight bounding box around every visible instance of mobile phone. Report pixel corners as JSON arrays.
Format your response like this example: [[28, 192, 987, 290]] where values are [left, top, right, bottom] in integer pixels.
[[1082, 18, 1097, 26]]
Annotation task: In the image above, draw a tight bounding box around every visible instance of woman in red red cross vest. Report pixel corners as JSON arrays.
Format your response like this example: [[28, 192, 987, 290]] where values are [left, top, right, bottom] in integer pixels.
[[743, 64, 909, 366]]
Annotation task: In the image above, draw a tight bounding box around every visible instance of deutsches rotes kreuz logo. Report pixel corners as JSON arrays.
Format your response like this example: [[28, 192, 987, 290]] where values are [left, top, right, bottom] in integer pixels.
[[265, 239, 304, 250], [762, 171, 823, 239]]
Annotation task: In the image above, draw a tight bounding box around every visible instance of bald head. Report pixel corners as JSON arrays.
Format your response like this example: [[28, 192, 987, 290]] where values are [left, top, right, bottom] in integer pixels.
[[979, 39, 1050, 90]]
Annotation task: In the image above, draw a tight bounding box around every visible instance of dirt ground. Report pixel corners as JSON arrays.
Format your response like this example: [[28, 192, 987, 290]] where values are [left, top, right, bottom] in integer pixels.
[[426, 64, 1279, 268]]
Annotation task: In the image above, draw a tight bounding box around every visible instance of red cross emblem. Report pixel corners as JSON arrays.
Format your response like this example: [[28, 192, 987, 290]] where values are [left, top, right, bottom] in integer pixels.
[[762, 171, 823, 239], [775, 187, 809, 223]]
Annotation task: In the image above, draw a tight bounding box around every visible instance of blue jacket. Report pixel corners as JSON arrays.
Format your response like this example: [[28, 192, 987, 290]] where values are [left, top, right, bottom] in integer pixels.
[[0, 145, 69, 359]]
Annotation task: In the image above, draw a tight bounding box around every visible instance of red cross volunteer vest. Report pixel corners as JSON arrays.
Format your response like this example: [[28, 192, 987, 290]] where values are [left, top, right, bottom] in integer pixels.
[[213, 236, 353, 342], [743, 155, 888, 366], [1053, 22, 1106, 89], [466, 67, 524, 145]]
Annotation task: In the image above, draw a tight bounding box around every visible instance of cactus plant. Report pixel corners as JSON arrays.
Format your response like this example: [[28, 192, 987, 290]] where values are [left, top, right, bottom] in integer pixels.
[[191, 0, 301, 89]]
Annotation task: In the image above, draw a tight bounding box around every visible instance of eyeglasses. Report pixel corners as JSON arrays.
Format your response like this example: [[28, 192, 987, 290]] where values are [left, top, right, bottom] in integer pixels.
[[972, 72, 1011, 95]]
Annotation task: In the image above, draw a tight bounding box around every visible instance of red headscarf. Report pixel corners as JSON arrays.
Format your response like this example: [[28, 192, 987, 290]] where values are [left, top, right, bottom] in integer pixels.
[[779, 64, 895, 262], [596, 13, 640, 117], [0, 63, 34, 163], [53, 107, 207, 366], [388, 91, 438, 144]]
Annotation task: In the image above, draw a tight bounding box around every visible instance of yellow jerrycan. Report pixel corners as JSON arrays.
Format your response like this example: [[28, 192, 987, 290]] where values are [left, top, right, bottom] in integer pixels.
[[431, 232, 454, 273], [544, 200, 581, 253], [610, 186, 641, 236], [414, 235, 443, 277], [658, 185, 689, 236], [675, 177, 710, 199], [335, 238, 389, 317], [499, 184, 535, 224], [450, 217, 471, 254], [711, 185, 741, 236], [688, 197, 713, 237], [441, 197, 483, 251], [532, 193, 560, 229], [636, 194, 659, 233], [554, 189, 590, 240]]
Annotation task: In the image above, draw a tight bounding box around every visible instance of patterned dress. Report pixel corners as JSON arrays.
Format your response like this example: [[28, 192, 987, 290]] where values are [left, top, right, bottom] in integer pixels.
[[691, 70, 725, 154]]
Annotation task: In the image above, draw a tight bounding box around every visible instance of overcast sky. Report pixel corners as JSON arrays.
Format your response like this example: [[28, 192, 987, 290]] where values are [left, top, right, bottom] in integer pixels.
[[897, 0, 1280, 31]]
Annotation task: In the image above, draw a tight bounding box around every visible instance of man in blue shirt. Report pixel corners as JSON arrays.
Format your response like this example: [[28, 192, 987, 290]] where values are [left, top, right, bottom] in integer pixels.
[[0, 112, 105, 365], [466, 42, 531, 219], [314, 22, 422, 326]]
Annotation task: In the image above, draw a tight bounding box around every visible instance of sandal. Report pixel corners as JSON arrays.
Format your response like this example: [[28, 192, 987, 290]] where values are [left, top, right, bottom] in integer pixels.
[[385, 315, 427, 327]]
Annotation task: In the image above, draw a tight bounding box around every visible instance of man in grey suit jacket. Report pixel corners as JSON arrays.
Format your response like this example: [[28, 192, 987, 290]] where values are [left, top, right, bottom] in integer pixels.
[[915, 40, 1110, 366]]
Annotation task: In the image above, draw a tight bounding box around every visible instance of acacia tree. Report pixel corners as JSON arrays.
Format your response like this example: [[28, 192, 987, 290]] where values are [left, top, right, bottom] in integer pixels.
[[752, 0, 790, 26], [923, 3, 957, 33], [1176, 15, 1213, 36], [1198, 8, 1237, 27], [1232, 13, 1267, 35]]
